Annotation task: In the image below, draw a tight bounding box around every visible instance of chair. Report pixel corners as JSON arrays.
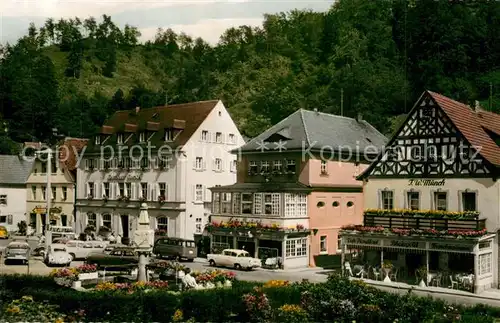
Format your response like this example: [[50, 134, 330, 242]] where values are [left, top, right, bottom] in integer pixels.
[[389, 268, 398, 282], [431, 273, 442, 287], [372, 267, 381, 281], [448, 275, 459, 289]]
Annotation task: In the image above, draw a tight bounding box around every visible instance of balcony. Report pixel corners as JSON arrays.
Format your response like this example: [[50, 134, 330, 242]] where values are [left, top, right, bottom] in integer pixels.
[[364, 214, 485, 231]]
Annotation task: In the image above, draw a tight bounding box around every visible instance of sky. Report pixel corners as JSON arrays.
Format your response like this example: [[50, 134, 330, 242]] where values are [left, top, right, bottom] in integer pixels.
[[0, 0, 333, 45]]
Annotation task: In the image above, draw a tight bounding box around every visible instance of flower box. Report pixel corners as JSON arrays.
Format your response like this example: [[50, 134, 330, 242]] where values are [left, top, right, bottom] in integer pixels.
[[78, 272, 98, 280], [54, 277, 73, 287]]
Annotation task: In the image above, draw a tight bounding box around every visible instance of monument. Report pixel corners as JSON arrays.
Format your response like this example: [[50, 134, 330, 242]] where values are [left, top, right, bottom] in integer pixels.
[[133, 203, 155, 282]]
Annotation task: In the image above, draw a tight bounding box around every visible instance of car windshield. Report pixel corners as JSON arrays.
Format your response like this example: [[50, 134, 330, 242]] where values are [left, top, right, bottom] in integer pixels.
[[9, 244, 28, 249], [54, 248, 66, 252]]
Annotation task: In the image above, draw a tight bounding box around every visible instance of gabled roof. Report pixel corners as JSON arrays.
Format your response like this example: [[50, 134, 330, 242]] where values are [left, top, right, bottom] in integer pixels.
[[58, 137, 88, 171], [235, 109, 387, 155], [0, 155, 34, 185], [428, 91, 500, 166], [477, 109, 500, 136], [86, 100, 220, 152]]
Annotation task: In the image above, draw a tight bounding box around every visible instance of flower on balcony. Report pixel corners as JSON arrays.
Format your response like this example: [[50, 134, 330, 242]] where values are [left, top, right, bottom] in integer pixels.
[[76, 264, 97, 273], [296, 224, 305, 231], [341, 225, 385, 233], [117, 195, 130, 202], [364, 208, 479, 220], [206, 220, 307, 232], [158, 195, 166, 204], [343, 225, 488, 239]]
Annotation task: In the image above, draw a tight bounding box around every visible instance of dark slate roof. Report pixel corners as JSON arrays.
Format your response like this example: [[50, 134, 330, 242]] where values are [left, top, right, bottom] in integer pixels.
[[235, 109, 387, 154], [0, 155, 34, 185]]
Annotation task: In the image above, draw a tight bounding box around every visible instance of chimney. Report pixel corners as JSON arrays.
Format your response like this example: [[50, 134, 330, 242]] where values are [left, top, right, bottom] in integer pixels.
[[135, 106, 140, 113], [357, 112, 363, 122], [474, 100, 484, 112]]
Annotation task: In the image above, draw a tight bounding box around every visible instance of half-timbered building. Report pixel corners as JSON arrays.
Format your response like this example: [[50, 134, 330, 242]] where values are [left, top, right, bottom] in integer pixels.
[[340, 91, 500, 293]]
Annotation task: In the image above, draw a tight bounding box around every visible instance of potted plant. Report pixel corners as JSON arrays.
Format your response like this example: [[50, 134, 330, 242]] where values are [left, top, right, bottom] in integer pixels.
[[382, 260, 393, 282], [416, 266, 427, 287], [76, 264, 98, 281], [50, 267, 78, 287], [158, 195, 166, 204]]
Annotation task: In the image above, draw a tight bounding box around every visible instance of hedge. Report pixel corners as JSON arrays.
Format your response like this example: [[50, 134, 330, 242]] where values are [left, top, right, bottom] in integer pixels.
[[1, 274, 500, 322]]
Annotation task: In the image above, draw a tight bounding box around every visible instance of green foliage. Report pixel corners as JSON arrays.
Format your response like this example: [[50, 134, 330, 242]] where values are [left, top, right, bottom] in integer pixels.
[[1, 2, 500, 144]]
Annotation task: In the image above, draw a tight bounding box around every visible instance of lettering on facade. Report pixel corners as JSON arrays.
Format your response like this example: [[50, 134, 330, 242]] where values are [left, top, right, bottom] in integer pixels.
[[32, 206, 46, 214], [408, 179, 445, 186], [346, 237, 380, 245], [49, 226, 74, 233], [430, 243, 472, 252], [108, 173, 142, 181], [390, 240, 424, 249]]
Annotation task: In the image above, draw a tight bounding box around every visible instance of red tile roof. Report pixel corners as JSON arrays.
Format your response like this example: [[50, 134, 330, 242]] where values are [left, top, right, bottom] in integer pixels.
[[429, 91, 500, 166], [58, 138, 88, 171], [477, 110, 500, 136]]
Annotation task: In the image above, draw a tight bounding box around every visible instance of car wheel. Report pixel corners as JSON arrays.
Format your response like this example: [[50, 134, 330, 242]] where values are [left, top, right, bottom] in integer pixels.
[[209, 260, 216, 267], [39, 250, 46, 258], [234, 264, 242, 270], [69, 253, 76, 261]]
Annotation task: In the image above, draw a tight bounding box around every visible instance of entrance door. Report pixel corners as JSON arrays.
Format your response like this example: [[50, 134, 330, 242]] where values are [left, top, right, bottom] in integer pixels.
[[237, 240, 256, 257], [61, 215, 68, 227], [121, 215, 129, 238], [30, 213, 36, 230]]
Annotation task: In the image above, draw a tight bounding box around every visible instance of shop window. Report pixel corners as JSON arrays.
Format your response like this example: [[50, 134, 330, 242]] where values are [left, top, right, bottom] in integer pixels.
[[285, 238, 307, 257]]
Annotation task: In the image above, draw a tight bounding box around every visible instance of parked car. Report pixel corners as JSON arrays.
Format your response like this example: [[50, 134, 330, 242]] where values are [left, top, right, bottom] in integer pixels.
[[207, 249, 262, 271], [44, 244, 72, 267], [4, 241, 30, 265], [85, 247, 138, 269], [153, 237, 197, 261], [0, 226, 9, 239]]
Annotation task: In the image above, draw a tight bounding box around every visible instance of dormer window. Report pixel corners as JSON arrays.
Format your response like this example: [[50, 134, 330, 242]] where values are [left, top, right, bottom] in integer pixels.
[[117, 133, 124, 144], [139, 132, 145, 143], [95, 135, 100, 145], [165, 128, 173, 141]]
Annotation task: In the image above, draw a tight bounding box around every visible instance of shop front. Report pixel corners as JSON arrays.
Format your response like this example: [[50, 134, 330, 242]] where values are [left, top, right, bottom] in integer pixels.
[[340, 231, 496, 293]]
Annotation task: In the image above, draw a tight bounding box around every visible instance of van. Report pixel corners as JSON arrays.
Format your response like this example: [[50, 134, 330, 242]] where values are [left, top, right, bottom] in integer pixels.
[[63, 240, 108, 260], [153, 238, 197, 262]]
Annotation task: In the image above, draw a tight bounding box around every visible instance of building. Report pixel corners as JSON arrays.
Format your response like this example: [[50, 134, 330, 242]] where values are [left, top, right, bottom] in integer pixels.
[[0, 155, 34, 232], [341, 91, 500, 293], [75, 100, 243, 241], [24, 138, 87, 234], [208, 109, 386, 269]]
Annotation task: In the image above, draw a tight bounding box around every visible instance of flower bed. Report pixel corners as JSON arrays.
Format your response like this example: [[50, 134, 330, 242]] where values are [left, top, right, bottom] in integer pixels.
[[365, 208, 480, 220], [191, 269, 236, 287], [94, 281, 169, 293], [342, 225, 488, 238], [207, 219, 308, 233]]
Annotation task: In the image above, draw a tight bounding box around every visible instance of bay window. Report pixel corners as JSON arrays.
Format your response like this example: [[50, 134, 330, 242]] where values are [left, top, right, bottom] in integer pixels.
[[284, 193, 307, 217], [285, 238, 307, 257], [232, 193, 241, 214], [221, 193, 231, 214], [212, 193, 221, 214], [242, 193, 253, 214]]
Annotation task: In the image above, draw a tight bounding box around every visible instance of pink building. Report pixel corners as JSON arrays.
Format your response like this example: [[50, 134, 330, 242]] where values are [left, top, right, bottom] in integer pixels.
[[209, 109, 386, 269]]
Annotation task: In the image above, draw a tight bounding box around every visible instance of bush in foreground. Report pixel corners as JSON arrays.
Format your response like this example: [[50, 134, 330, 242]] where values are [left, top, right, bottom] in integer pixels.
[[1, 274, 500, 322]]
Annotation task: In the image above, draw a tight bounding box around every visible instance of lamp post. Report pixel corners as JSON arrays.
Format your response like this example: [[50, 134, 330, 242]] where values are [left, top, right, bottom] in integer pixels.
[[38, 147, 52, 247]]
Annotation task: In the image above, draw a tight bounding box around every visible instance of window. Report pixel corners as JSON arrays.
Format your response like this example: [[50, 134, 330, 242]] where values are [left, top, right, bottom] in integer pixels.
[[347, 201, 354, 207], [242, 193, 253, 214], [201, 130, 208, 141], [157, 217, 168, 232], [41, 162, 47, 173], [85, 158, 96, 170], [103, 159, 111, 169], [118, 183, 125, 197], [95, 136, 100, 145], [273, 160, 282, 172], [260, 161, 270, 173], [221, 193, 231, 213], [284, 193, 307, 217], [320, 236, 327, 253], [249, 161, 258, 173], [123, 157, 132, 169], [213, 192, 220, 213], [407, 192, 419, 210], [159, 183, 167, 199], [0, 195, 6, 205], [87, 213, 97, 227], [381, 190, 393, 210], [117, 133, 123, 144], [195, 157, 203, 170], [232, 193, 241, 214], [214, 158, 222, 172], [103, 183, 110, 198], [286, 159, 296, 173], [141, 183, 148, 199], [62, 186, 67, 201], [195, 184, 203, 202], [125, 183, 131, 197], [215, 132, 222, 143], [285, 238, 307, 257], [102, 214, 112, 228], [51, 162, 57, 174], [165, 129, 173, 141], [479, 253, 492, 275], [195, 218, 202, 233], [140, 156, 149, 169], [51, 187, 56, 200], [317, 201, 325, 208], [31, 186, 37, 200], [337, 236, 342, 252], [332, 201, 339, 207], [42, 186, 47, 200], [0, 215, 5, 223], [158, 155, 172, 169], [320, 160, 328, 174], [462, 192, 477, 211], [139, 132, 145, 142], [230, 160, 237, 172], [434, 192, 447, 211], [228, 133, 235, 144], [263, 193, 280, 215]]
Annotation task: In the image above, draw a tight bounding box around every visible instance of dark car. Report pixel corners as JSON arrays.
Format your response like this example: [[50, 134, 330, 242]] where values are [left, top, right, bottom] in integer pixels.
[[4, 241, 30, 265], [85, 247, 138, 269], [153, 237, 197, 261]]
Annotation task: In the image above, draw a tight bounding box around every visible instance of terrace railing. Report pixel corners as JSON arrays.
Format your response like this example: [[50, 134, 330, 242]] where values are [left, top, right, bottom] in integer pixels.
[[364, 214, 486, 231]]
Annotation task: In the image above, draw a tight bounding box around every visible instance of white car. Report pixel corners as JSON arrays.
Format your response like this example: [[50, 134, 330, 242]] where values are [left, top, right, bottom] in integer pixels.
[[207, 249, 262, 271], [45, 244, 72, 267]]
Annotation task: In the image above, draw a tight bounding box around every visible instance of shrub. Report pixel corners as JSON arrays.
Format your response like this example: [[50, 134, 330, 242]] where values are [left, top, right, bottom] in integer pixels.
[[274, 304, 309, 323]]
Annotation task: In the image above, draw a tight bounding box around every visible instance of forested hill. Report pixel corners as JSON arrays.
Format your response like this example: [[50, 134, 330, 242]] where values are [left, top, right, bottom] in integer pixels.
[[1, 0, 500, 154]]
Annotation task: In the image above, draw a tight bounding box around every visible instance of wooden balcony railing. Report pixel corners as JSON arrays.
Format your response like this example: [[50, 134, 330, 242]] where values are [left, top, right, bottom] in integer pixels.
[[364, 214, 486, 231]]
